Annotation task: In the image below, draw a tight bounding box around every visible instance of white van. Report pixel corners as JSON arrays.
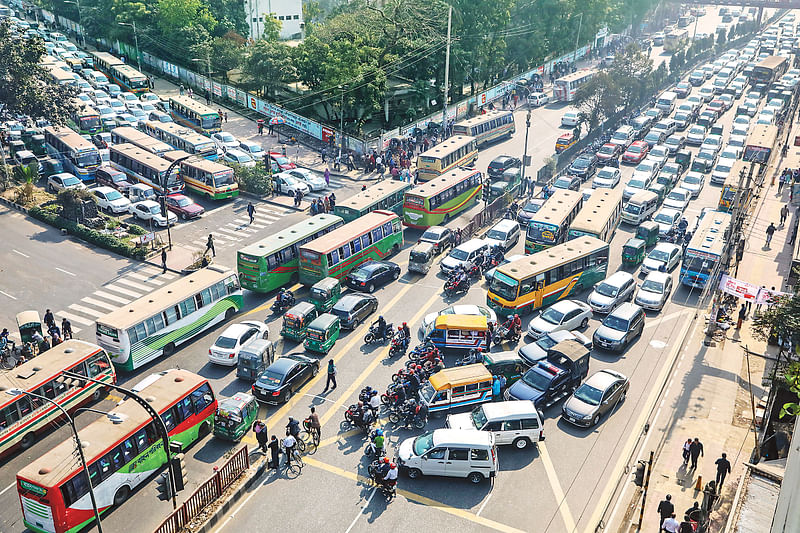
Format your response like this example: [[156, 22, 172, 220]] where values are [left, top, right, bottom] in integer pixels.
[[446, 400, 544, 449], [85, 70, 109, 89], [527, 93, 550, 107], [397, 429, 498, 484], [440, 238, 488, 274], [484, 219, 521, 251], [621, 190, 659, 225], [128, 183, 157, 204], [656, 91, 677, 114]]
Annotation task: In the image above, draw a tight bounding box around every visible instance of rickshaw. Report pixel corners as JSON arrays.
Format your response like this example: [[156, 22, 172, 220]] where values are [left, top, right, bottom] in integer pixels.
[[309, 277, 341, 313], [674, 150, 692, 173], [27, 134, 46, 156], [39, 157, 63, 178], [419, 364, 494, 414], [408, 241, 436, 274], [555, 132, 578, 153], [426, 315, 487, 351], [213, 392, 259, 442], [16, 311, 42, 344], [281, 302, 319, 342], [635, 221, 660, 248], [647, 182, 667, 204], [621, 238, 647, 267], [482, 351, 528, 386], [8, 139, 25, 158], [236, 338, 276, 380], [303, 313, 341, 354]]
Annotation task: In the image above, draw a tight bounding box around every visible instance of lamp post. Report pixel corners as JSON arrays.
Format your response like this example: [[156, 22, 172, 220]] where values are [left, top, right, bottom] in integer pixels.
[[117, 21, 141, 73], [573, 13, 584, 63], [521, 109, 532, 198], [338, 85, 345, 163], [161, 155, 190, 251], [191, 55, 213, 103], [63, 0, 84, 47]]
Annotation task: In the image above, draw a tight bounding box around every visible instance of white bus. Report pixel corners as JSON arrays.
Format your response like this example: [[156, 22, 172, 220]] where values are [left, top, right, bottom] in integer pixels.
[[141, 121, 218, 161], [553, 69, 595, 102], [109, 143, 182, 194], [44, 126, 101, 181], [110, 126, 172, 157]]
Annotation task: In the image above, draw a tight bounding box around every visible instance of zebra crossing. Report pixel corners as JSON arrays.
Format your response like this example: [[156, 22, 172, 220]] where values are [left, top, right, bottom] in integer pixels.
[[188, 205, 290, 250], [304, 176, 346, 201]]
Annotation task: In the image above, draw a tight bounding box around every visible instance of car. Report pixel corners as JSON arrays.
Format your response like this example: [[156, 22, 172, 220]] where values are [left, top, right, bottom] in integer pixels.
[[652, 119, 676, 138], [592, 303, 646, 352], [527, 300, 592, 339], [679, 171, 705, 197], [700, 135, 723, 155], [421, 304, 497, 336], [644, 108, 664, 122], [622, 141, 649, 164], [239, 141, 265, 157], [663, 161, 684, 179], [440, 238, 488, 274], [487, 155, 522, 179], [567, 153, 598, 181], [108, 99, 126, 113], [484, 254, 525, 283], [561, 369, 630, 427], [587, 271, 637, 314], [592, 166, 621, 189], [643, 130, 666, 148], [129, 200, 178, 227], [114, 114, 138, 128], [252, 354, 320, 403], [653, 207, 682, 236], [647, 146, 669, 169], [641, 243, 682, 274], [672, 113, 691, 131], [223, 149, 256, 168], [737, 100, 758, 117], [664, 133, 686, 154], [528, 92, 550, 107], [418, 226, 454, 254], [610, 126, 635, 148], [634, 271, 674, 311], [698, 85, 714, 102], [165, 193, 205, 220], [707, 99, 725, 114], [140, 92, 165, 107], [553, 174, 581, 191], [595, 143, 623, 165], [484, 219, 521, 251], [632, 161, 659, 182], [630, 116, 653, 139], [518, 329, 592, 365], [691, 150, 717, 173], [755, 113, 774, 125], [689, 70, 706, 85], [95, 166, 132, 194], [270, 152, 297, 171], [517, 198, 546, 225], [675, 81, 692, 98], [47, 172, 86, 193], [344, 260, 401, 292], [561, 112, 579, 126], [280, 168, 327, 191], [330, 293, 378, 329], [117, 92, 138, 105], [663, 187, 691, 211], [92, 186, 131, 214], [149, 111, 173, 123], [655, 169, 678, 191], [718, 94, 734, 110], [273, 174, 310, 196], [730, 123, 749, 138], [208, 320, 270, 366]]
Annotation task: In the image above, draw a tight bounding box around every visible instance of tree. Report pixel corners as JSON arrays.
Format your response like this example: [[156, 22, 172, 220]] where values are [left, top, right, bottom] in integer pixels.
[[241, 40, 296, 98], [156, 0, 217, 35], [573, 71, 621, 130], [606, 44, 653, 109], [716, 29, 726, 47]]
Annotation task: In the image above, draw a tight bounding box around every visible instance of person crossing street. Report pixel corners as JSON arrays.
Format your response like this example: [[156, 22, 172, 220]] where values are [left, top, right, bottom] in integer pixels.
[[247, 202, 256, 224]]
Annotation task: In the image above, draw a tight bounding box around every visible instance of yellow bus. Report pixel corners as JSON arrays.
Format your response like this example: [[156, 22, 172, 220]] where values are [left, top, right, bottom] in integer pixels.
[[46, 64, 75, 86], [110, 126, 172, 157], [415, 135, 478, 182], [162, 150, 239, 200], [567, 188, 623, 242], [524, 190, 584, 253], [168, 95, 221, 135], [452, 110, 515, 147]]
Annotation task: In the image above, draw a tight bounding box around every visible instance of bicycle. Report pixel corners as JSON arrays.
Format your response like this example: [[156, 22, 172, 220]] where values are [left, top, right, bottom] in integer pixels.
[[300, 418, 321, 448], [0, 344, 18, 370], [282, 445, 304, 475]]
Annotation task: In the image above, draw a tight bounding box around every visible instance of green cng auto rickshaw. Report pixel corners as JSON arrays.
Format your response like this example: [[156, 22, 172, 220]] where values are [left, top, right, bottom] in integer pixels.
[[213, 392, 259, 441], [622, 238, 647, 267], [236, 338, 276, 380], [16, 311, 42, 344], [310, 277, 341, 313], [635, 221, 660, 248], [303, 313, 341, 354], [483, 350, 528, 386], [281, 302, 319, 342], [408, 241, 436, 274], [27, 134, 46, 156], [648, 183, 667, 205]]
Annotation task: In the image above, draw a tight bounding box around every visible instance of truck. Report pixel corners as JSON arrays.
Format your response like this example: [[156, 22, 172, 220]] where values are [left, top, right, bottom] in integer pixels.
[[504, 339, 590, 409]]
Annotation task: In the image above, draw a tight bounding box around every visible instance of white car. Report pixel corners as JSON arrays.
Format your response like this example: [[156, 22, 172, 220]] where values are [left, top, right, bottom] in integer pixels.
[[140, 92, 165, 108], [239, 141, 265, 157], [632, 161, 659, 182], [663, 187, 691, 211], [526, 300, 592, 339], [92, 186, 131, 214], [274, 174, 310, 196], [561, 112, 579, 127], [686, 125, 707, 146], [280, 168, 327, 191], [211, 131, 239, 152], [47, 173, 86, 193], [653, 207, 682, 236], [128, 200, 178, 227], [700, 135, 723, 155], [592, 167, 621, 189], [517, 329, 592, 365], [635, 271, 674, 311], [421, 304, 497, 336], [117, 92, 138, 105], [641, 243, 682, 274], [679, 171, 705, 197], [223, 149, 256, 168], [711, 160, 734, 185], [208, 321, 269, 366]]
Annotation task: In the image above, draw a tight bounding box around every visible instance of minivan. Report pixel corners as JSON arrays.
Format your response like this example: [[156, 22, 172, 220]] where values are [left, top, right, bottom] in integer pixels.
[[397, 429, 498, 484], [593, 303, 646, 352], [587, 271, 637, 314], [440, 238, 488, 274], [621, 190, 659, 225], [484, 219, 520, 251], [446, 400, 544, 449], [609, 125, 635, 148], [656, 91, 677, 114]]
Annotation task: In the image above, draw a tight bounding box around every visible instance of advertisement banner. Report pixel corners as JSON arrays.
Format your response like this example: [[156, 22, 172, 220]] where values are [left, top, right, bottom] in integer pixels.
[[212, 82, 223, 97], [227, 86, 237, 100], [755, 287, 790, 306], [321, 127, 335, 144], [718, 275, 760, 301], [248, 95, 258, 111], [236, 90, 248, 106]]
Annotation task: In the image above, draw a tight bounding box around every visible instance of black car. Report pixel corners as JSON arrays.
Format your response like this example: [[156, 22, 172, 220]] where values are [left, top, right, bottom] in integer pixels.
[[552, 174, 581, 191], [252, 354, 319, 404], [487, 155, 522, 179], [567, 153, 598, 181], [330, 293, 378, 329], [344, 260, 401, 292], [517, 198, 546, 225], [418, 225, 453, 255]]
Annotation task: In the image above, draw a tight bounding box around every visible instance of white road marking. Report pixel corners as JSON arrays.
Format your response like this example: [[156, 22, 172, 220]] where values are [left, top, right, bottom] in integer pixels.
[[115, 277, 153, 292], [55, 311, 93, 326], [103, 284, 144, 299], [93, 290, 132, 305], [215, 470, 268, 532], [0, 290, 17, 300], [68, 304, 105, 318], [55, 267, 76, 276], [126, 272, 165, 285], [538, 442, 577, 532], [476, 489, 493, 517], [0, 481, 16, 496], [12, 249, 29, 258], [344, 486, 377, 533], [80, 297, 118, 312]]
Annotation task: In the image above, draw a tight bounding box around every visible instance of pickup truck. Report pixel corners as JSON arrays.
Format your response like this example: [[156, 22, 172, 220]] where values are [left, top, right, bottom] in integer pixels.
[[504, 339, 590, 410]]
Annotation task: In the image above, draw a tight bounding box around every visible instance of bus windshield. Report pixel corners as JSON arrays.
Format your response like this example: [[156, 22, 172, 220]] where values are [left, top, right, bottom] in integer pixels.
[[75, 151, 100, 167], [214, 171, 235, 187], [80, 116, 100, 130], [488, 270, 518, 301], [202, 115, 221, 130], [528, 222, 558, 243], [683, 252, 714, 274]]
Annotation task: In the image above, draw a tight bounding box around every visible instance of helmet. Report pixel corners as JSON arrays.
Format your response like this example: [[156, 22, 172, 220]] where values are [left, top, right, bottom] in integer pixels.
[[288, 417, 294, 422], [415, 364, 422, 371], [476, 347, 483, 353], [390, 463, 396, 469], [375, 428, 384, 436], [383, 457, 390, 463], [398, 326, 403, 331], [403, 322, 407, 327], [365, 386, 373, 393], [371, 390, 378, 396], [514, 314, 519, 319]]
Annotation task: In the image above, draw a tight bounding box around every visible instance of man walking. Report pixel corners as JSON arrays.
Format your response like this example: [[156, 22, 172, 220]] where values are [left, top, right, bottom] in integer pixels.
[[657, 495, 675, 528], [322, 359, 337, 392], [247, 202, 256, 224], [662, 513, 680, 533], [161, 248, 168, 273], [765, 222, 776, 248], [205, 234, 216, 257], [689, 437, 704, 469], [715, 452, 731, 488], [781, 204, 789, 226], [61, 318, 73, 340], [257, 119, 264, 135], [44, 309, 55, 331], [737, 304, 747, 330]]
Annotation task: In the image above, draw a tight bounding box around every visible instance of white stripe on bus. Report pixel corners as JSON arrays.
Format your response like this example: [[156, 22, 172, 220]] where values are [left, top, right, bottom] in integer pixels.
[[68, 304, 105, 318], [93, 290, 133, 305], [55, 311, 93, 326]]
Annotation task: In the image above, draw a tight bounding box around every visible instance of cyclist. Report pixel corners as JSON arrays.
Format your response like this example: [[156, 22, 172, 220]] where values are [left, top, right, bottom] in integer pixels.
[[282, 432, 298, 465], [286, 417, 301, 438], [307, 406, 321, 441]]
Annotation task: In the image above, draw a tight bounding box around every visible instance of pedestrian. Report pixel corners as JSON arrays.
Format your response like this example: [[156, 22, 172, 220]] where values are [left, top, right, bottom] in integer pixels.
[[324, 168, 330, 186], [267, 435, 280, 469], [662, 513, 680, 533], [765, 222, 776, 248], [44, 309, 55, 330], [252, 420, 268, 453], [778, 172, 788, 193], [179, 84, 185, 96], [361, 184, 367, 192], [737, 303, 746, 330], [657, 494, 675, 526], [329, 193, 336, 210], [257, 119, 264, 135], [498, 374, 507, 392], [205, 90, 211, 105], [205, 234, 216, 257], [486, 322, 494, 351], [61, 318, 72, 340], [161, 248, 168, 274], [689, 437, 704, 469], [756, 285, 766, 314], [682, 439, 692, 465], [187, 87, 193, 99], [323, 359, 337, 392], [310, 199, 318, 215], [715, 452, 731, 488], [224, 112, 228, 123], [247, 202, 256, 224], [294, 189, 301, 207], [148, 75, 154, 89], [492, 376, 501, 400], [323, 196, 330, 213], [781, 204, 789, 226], [268, 121, 274, 136], [218, 109, 223, 121]]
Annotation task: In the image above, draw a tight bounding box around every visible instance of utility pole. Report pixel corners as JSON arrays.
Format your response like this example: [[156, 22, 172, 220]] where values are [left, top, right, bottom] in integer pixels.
[[441, 6, 452, 136], [118, 21, 141, 72], [339, 85, 345, 163], [521, 109, 531, 198], [573, 13, 583, 63]]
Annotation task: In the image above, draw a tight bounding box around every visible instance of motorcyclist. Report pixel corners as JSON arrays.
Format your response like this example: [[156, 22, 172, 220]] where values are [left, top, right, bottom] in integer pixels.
[[375, 456, 391, 479], [360, 405, 374, 428], [372, 316, 388, 339], [372, 428, 385, 456], [405, 370, 420, 398], [493, 245, 504, 263], [399, 322, 411, 351], [382, 462, 398, 489], [467, 347, 484, 365], [286, 417, 300, 438], [277, 287, 293, 307], [678, 217, 688, 233], [511, 314, 522, 336], [368, 389, 381, 417]]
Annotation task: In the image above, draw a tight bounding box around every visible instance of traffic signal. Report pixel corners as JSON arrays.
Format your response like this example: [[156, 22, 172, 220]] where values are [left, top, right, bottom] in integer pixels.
[[481, 185, 488, 202], [263, 153, 270, 168], [633, 460, 647, 486], [156, 471, 173, 501], [171, 453, 188, 492]]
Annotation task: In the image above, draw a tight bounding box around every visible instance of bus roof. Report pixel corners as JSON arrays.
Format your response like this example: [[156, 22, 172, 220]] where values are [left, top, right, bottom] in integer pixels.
[[556, 68, 596, 83], [113, 64, 146, 78], [455, 110, 513, 128], [687, 211, 731, 256], [111, 143, 175, 172], [96, 266, 235, 330], [746, 124, 778, 149], [529, 189, 584, 226], [182, 156, 233, 174], [496, 236, 608, 280], [569, 188, 623, 233], [406, 167, 480, 199], [45, 126, 96, 152], [169, 95, 219, 117], [300, 211, 396, 255], [755, 55, 787, 70], [428, 364, 492, 390], [90, 51, 123, 67], [417, 135, 476, 159], [337, 179, 411, 211], [18, 369, 208, 487], [144, 121, 212, 144], [161, 149, 194, 163], [434, 314, 488, 330], [239, 214, 343, 257]]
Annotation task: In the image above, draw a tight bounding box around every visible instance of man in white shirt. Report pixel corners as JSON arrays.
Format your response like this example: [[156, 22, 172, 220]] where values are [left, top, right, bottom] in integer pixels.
[[282, 433, 297, 464], [662, 513, 680, 533], [382, 462, 398, 489]]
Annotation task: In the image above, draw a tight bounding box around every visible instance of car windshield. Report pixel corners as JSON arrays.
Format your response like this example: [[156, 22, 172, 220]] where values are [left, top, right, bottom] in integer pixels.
[[62, 176, 81, 186], [412, 432, 435, 456], [449, 248, 469, 261], [689, 127, 705, 135], [105, 190, 122, 201], [628, 145, 643, 154], [541, 307, 564, 325], [602, 315, 629, 332], [535, 335, 560, 351], [275, 156, 290, 165], [668, 191, 686, 202], [650, 249, 670, 262], [174, 197, 191, 207], [629, 179, 646, 189], [215, 336, 237, 349], [595, 282, 619, 297], [612, 131, 628, 140], [666, 137, 680, 145], [523, 201, 542, 213], [641, 279, 665, 292], [471, 406, 488, 429], [599, 145, 616, 154], [421, 229, 443, 241], [574, 383, 603, 406], [258, 370, 284, 387], [655, 213, 675, 224], [486, 229, 508, 240], [572, 159, 589, 169], [522, 368, 551, 391], [684, 175, 702, 184], [597, 169, 615, 179]]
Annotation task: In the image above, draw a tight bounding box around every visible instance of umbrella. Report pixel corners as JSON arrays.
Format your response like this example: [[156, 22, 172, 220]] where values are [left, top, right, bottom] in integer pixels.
[[269, 116, 286, 125]]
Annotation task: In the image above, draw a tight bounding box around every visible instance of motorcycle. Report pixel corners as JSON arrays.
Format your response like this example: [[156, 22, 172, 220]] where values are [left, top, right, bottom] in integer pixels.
[[443, 277, 470, 296], [367, 460, 397, 500], [389, 334, 407, 357], [388, 404, 427, 429], [364, 429, 385, 457], [405, 352, 440, 370], [454, 352, 483, 367], [364, 322, 394, 345], [270, 292, 295, 314], [407, 342, 439, 362], [496, 323, 521, 343], [342, 404, 375, 432]]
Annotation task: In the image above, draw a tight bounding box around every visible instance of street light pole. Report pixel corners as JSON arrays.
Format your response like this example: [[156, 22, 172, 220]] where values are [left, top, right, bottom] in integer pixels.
[[161, 156, 190, 251], [191, 56, 213, 102], [573, 13, 584, 63], [521, 109, 531, 198], [64, 0, 84, 47], [118, 21, 141, 73], [338, 85, 344, 162]]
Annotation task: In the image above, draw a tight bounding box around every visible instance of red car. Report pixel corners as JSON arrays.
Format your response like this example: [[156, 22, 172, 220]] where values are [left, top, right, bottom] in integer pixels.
[[596, 143, 622, 162], [269, 152, 297, 171], [622, 141, 649, 164], [165, 194, 205, 220]]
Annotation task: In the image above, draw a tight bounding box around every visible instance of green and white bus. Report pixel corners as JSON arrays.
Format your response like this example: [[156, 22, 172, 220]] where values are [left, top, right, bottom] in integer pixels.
[[237, 214, 345, 292], [298, 210, 403, 285], [452, 110, 515, 147], [525, 189, 584, 253], [94, 266, 242, 371], [69, 103, 101, 135], [168, 95, 221, 135], [403, 168, 482, 229], [333, 179, 412, 222]]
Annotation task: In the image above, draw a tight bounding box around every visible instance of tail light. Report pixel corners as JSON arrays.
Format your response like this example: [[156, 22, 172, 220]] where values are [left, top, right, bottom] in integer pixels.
[[229, 353, 235, 358], [208, 349, 212, 355], [251, 385, 255, 392], [272, 391, 281, 396], [491, 446, 497, 464]]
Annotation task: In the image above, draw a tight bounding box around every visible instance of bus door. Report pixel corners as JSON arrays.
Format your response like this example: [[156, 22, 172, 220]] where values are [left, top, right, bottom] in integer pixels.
[[533, 274, 546, 310]]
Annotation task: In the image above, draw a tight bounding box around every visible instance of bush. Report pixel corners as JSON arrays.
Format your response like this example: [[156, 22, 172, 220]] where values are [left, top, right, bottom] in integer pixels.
[[126, 224, 148, 236], [232, 162, 273, 195]]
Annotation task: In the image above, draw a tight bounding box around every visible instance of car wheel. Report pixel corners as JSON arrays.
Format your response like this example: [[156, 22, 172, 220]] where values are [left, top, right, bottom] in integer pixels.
[[311, 364, 319, 377], [592, 414, 601, 426], [512, 437, 530, 450], [468, 472, 484, 484], [368, 283, 375, 293], [580, 317, 589, 329], [619, 391, 626, 403], [180, 213, 187, 221], [392, 270, 399, 280], [284, 388, 293, 402], [407, 468, 422, 480]]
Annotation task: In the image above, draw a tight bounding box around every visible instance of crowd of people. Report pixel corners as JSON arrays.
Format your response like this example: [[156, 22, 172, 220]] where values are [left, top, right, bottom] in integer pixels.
[[309, 193, 336, 215]]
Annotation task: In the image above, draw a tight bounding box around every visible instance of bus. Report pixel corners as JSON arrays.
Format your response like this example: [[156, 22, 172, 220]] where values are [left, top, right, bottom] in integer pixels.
[[109, 143, 183, 194], [89, 51, 123, 77], [333, 179, 412, 222], [0, 340, 115, 458], [415, 135, 478, 182], [750, 55, 788, 85], [110, 127, 172, 157], [168, 95, 221, 135], [718, 160, 753, 212], [525, 189, 584, 253], [680, 211, 732, 289], [16, 369, 216, 533], [142, 121, 218, 161], [46, 64, 75, 86], [487, 236, 610, 316], [553, 69, 595, 102], [108, 64, 149, 94], [298, 210, 403, 285], [95, 266, 242, 371], [743, 124, 778, 164], [402, 167, 482, 229], [162, 150, 239, 200], [664, 28, 690, 51], [237, 214, 345, 292], [567, 188, 623, 242], [69, 104, 101, 135], [452, 110, 515, 147], [44, 126, 101, 181]]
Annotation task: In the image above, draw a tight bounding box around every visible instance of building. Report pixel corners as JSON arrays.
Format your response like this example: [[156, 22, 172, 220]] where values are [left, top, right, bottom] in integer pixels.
[[242, 0, 304, 40]]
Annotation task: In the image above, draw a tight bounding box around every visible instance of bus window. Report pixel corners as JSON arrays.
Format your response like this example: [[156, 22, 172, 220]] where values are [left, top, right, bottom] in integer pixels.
[[371, 227, 382, 242], [361, 234, 371, 248], [340, 244, 351, 259], [383, 222, 392, 235], [352, 239, 362, 252], [330, 249, 340, 264], [190, 383, 213, 411], [175, 396, 193, 422], [179, 297, 197, 316]]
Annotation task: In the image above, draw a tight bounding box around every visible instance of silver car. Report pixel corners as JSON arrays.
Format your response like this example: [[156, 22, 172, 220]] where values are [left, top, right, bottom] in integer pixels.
[[587, 271, 636, 314], [518, 329, 592, 365], [526, 300, 592, 339], [561, 369, 629, 427], [634, 271, 673, 311]]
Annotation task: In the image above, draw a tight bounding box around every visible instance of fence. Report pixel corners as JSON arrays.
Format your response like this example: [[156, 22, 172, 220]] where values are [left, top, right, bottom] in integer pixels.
[[154, 445, 250, 533]]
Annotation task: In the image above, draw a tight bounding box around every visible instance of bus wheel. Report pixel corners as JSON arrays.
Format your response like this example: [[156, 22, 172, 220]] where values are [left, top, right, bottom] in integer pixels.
[[20, 432, 36, 449], [113, 486, 130, 506], [444, 214, 451, 223], [162, 342, 176, 357], [393, 243, 400, 254], [225, 307, 236, 320], [199, 421, 211, 437], [91, 387, 106, 402]]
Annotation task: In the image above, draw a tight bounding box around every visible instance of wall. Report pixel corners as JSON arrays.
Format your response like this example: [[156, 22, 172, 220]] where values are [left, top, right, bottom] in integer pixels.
[[243, 0, 304, 40]]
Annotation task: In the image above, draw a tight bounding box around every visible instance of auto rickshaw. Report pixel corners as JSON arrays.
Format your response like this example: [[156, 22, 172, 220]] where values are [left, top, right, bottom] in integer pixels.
[[635, 221, 660, 248], [39, 157, 63, 178], [408, 241, 436, 274], [303, 313, 341, 354], [27, 134, 46, 156], [8, 139, 25, 158], [281, 302, 319, 342], [16, 311, 42, 344], [236, 338, 276, 381], [555, 132, 578, 153], [648, 182, 667, 204], [674, 150, 692, 173], [309, 277, 341, 313], [621, 238, 647, 267], [213, 392, 259, 442]]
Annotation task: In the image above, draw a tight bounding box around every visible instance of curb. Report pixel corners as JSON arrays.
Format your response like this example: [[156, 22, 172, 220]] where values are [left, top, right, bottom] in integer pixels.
[[195, 453, 268, 533], [0, 195, 29, 213]]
